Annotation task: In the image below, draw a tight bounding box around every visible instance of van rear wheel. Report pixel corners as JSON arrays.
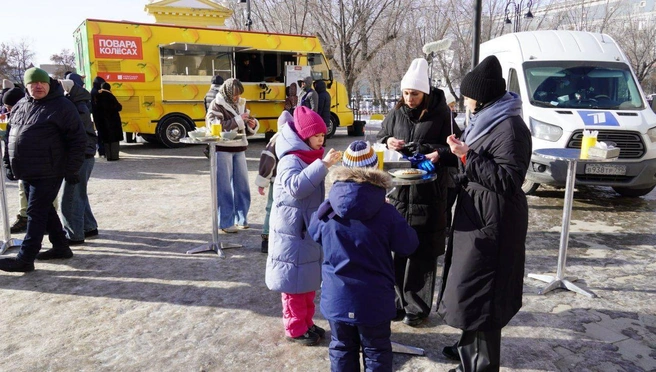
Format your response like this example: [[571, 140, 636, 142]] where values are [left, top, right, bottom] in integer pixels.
[[522, 179, 540, 195], [612, 185, 655, 197]]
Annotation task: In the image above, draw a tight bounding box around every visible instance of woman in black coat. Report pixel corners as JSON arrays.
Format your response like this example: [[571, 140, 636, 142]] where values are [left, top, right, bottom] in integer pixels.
[[93, 82, 123, 160], [376, 58, 455, 326], [437, 55, 532, 372]]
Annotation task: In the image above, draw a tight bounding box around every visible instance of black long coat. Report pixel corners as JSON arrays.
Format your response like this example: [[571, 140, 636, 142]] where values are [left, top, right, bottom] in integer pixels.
[[437, 112, 532, 331], [94, 90, 124, 143], [377, 88, 455, 258]]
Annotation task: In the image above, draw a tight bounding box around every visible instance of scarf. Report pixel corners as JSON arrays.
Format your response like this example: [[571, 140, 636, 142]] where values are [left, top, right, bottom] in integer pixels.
[[218, 79, 240, 113], [288, 148, 325, 165], [461, 92, 522, 145]]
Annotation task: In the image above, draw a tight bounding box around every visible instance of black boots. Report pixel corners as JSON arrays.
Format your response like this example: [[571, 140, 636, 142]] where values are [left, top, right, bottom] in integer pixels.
[[261, 234, 268, 253], [36, 247, 74, 260], [10, 215, 28, 233], [0, 257, 35, 272]]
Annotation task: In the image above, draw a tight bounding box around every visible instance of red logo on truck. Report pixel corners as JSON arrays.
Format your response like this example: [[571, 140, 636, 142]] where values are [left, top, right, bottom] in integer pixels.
[[93, 35, 143, 60]]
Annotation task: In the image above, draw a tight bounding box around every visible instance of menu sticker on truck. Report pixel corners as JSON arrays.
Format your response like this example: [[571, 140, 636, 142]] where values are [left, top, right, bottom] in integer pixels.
[[97, 72, 145, 82], [93, 35, 143, 60]]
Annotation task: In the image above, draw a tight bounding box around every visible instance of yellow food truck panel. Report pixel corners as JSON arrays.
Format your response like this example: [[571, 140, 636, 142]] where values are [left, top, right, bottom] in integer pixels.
[[73, 19, 354, 147]]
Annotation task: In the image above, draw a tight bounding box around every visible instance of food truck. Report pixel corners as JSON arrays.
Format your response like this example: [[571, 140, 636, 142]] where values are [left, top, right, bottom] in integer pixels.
[[73, 12, 353, 147], [480, 30, 656, 197]]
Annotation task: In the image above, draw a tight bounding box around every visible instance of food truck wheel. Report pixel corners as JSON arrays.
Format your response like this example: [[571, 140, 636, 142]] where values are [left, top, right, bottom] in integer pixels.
[[157, 116, 191, 148], [326, 113, 338, 138], [612, 185, 655, 197], [522, 179, 540, 195]]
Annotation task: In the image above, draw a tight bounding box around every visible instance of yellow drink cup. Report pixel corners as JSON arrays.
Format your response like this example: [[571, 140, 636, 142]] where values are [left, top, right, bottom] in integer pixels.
[[211, 122, 222, 137], [580, 135, 597, 159], [375, 149, 384, 170], [0, 121, 7, 131]]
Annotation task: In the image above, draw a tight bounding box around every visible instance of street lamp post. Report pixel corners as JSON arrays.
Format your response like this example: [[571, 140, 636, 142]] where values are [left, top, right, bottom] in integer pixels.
[[504, 0, 534, 33], [238, 0, 253, 31]]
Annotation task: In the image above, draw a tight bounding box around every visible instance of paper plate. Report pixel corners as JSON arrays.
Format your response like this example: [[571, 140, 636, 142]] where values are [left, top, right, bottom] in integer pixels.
[[388, 169, 427, 179]]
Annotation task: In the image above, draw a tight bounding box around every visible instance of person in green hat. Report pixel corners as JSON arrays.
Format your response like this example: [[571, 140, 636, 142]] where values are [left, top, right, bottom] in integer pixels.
[[0, 67, 87, 273]]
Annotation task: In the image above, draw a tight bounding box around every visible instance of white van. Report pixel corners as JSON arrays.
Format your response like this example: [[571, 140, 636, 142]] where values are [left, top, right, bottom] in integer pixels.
[[480, 30, 656, 197]]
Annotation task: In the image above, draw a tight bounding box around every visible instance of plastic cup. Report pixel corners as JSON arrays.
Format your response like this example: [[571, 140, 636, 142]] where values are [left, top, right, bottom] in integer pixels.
[[580, 135, 597, 159], [374, 148, 384, 170], [211, 122, 222, 137]]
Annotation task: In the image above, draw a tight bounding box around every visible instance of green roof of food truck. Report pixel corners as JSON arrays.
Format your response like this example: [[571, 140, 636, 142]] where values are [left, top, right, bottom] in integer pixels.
[[480, 30, 626, 63]]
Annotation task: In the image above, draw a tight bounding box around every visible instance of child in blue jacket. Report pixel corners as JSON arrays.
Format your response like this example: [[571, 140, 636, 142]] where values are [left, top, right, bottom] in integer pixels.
[[309, 140, 419, 371]]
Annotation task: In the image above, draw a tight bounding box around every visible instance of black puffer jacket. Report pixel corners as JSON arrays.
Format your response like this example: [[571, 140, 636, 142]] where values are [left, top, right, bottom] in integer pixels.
[[314, 80, 331, 126], [376, 87, 456, 257], [8, 79, 86, 180], [67, 84, 98, 156]]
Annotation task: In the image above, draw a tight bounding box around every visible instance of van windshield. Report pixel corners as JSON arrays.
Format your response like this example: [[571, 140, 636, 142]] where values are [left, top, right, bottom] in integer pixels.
[[524, 61, 644, 110]]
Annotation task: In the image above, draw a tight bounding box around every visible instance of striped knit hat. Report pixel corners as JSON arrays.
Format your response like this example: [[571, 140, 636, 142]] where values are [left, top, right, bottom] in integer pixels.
[[342, 140, 378, 168]]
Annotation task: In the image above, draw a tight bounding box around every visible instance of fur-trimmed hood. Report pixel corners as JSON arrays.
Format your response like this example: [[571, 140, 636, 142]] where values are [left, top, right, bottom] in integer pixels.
[[330, 166, 392, 189], [327, 166, 392, 221]]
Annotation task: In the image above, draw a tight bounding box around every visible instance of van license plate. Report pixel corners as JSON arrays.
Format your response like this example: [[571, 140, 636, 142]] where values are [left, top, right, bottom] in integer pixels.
[[584, 164, 626, 175]]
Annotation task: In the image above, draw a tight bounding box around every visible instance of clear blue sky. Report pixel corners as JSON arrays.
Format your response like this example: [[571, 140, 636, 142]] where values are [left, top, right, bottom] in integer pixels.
[[2, 0, 154, 66]]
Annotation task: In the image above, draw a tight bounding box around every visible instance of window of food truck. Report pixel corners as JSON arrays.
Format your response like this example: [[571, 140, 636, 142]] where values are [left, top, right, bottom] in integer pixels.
[[160, 43, 247, 84], [234, 51, 296, 83], [525, 61, 644, 110], [307, 53, 330, 81]]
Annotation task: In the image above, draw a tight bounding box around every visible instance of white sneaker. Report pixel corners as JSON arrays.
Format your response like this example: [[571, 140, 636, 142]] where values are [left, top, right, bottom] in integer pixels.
[[220, 227, 238, 234], [235, 224, 250, 230]]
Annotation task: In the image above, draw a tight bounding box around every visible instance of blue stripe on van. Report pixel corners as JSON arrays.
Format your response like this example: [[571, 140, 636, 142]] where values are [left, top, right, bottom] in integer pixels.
[[577, 111, 619, 126]]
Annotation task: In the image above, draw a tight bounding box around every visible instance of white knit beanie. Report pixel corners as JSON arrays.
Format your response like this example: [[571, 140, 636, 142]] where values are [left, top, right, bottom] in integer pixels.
[[444, 90, 456, 105], [401, 58, 430, 94]]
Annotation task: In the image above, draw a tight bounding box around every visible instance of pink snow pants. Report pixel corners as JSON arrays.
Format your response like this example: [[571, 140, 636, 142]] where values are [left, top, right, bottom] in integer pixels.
[[281, 291, 316, 338]]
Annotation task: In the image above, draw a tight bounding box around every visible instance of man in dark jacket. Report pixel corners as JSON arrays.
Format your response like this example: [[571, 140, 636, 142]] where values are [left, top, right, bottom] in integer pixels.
[[299, 76, 318, 113], [204, 75, 224, 112], [314, 80, 331, 129], [0, 67, 86, 273], [438, 56, 532, 372], [60, 78, 99, 245]]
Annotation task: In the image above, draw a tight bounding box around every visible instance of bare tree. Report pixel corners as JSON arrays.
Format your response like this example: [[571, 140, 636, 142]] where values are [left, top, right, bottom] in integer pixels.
[[309, 0, 408, 98], [0, 39, 35, 82], [610, 13, 656, 83], [0, 45, 10, 80], [50, 49, 76, 79]]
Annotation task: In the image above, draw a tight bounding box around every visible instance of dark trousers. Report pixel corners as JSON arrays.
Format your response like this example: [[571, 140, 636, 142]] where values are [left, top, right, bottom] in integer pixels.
[[328, 319, 392, 372], [446, 186, 458, 229], [455, 329, 502, 372], [17, 177, 68, 263], [394, 248, 439, 316]]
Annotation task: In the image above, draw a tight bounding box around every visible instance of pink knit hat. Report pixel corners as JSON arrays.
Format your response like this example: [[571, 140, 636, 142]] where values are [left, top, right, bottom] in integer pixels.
[[292, 106, 327, 141]]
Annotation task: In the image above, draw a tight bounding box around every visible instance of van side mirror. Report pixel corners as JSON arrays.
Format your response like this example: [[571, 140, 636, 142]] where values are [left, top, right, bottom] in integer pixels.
[[327, 70, 333, 89]]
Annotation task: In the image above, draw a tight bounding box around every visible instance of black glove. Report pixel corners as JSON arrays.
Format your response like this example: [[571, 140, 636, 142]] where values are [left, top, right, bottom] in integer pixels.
[[5, 167, 16, 181], [65, 174, 80, 185]]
